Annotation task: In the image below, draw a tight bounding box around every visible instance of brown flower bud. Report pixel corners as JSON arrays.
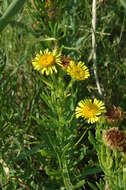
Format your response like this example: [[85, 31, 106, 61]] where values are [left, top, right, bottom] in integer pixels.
[[61, 55, 72, 69], [103, 128, 126, 152], [106, 105, 122, 124]]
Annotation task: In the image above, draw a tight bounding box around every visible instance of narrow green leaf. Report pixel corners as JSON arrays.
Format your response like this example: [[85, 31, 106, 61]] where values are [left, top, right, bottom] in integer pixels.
[[15, 144, 42, 161], [0, 11, 2, 17], [88, 131, 97, 149], [88, 182, 98, 190], [120, 0, 126, 10], [73, 180, 85, 189], [45, 166, 61, 177], [78, 165, 102, 179]]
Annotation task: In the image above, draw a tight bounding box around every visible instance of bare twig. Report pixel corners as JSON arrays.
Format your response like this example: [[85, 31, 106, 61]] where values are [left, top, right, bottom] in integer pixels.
[[92, 0, 103, 97]]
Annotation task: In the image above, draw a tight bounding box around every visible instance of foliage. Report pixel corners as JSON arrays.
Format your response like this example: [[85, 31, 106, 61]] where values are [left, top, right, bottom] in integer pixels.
[[0, 0, 126, 190], [89, 122, 126, 190]]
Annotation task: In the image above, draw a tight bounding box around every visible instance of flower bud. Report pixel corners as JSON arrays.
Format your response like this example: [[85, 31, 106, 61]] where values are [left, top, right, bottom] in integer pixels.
[[103, 128, 126, 152]]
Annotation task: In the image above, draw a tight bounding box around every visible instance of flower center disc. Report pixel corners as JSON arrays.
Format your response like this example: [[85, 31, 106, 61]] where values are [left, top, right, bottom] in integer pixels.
[[40, 54, 55, 67], [72, 66, 85, 79], [83, 104, 98, 118]]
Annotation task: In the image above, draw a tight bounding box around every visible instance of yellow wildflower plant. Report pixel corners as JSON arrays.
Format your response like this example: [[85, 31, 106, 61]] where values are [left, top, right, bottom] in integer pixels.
[[67, 61, 90, 81], [75, 98, 106, 124], [32, 49, 61, 75]]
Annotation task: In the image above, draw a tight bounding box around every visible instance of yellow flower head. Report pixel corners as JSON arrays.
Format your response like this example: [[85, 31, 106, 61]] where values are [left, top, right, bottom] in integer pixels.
[[75, 98, 106, 124], [67, 61, 90, 81], [32, 49, 61, 75]]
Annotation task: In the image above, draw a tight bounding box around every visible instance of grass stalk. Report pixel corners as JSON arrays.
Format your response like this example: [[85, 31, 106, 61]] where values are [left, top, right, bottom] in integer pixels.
[[92, 0, 103, 97], [0, 0, 26, 32]]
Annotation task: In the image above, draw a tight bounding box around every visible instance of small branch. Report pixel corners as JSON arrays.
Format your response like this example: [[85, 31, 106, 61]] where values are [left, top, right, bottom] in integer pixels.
[[92, 0, 103, 97]]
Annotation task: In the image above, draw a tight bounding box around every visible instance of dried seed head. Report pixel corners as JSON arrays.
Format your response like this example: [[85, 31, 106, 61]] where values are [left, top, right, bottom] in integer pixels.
[[103, 128, 126, 152], [61, 55, 72, 68], [106, 105, 122, 124]]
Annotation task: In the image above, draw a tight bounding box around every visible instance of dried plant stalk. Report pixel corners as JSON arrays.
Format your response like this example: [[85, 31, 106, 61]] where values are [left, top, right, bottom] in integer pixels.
[[92, 0, 103, 97]]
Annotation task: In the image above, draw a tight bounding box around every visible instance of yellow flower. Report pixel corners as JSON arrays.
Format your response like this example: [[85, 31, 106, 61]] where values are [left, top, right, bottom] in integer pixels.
[[32, 49, 61, 75], [67, 61, 90, 81], [75, 98, 106, 123]]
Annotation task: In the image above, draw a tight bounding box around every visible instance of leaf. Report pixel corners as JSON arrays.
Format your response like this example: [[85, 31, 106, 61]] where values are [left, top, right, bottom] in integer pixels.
[[73, 180, 85, 189], [88, 182, 98, 190], [45, 166, 61, 178], [0, 160, 9, 185], [0, 11, 2, 17], [88, 131, 97, 149], [120, 0, 126, 10], [33, 114, 59, 129], [78, 165, 102, 180], [96, 180, 105, 190], [40, 92, 54, 111], [37, 127, 58, 158], [14, 144, 43, 161]]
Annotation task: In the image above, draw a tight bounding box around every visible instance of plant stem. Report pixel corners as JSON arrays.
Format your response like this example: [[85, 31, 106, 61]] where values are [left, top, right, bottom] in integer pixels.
[[47, 133, 73, 190], [75, 127, 90, 146], [92, 0, 103, 97]]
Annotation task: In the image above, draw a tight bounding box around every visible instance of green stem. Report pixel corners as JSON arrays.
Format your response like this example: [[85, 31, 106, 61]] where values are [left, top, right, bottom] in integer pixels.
[[47, 133, 73, 190], [41, 75, 53, 89], [49, 75, 73, 189], [64, 79, 75, 97], [123, 167, 126, 189], [75, 127, 90, 146], [62, 160, 73, 190], [114, 150, 119, 169]]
